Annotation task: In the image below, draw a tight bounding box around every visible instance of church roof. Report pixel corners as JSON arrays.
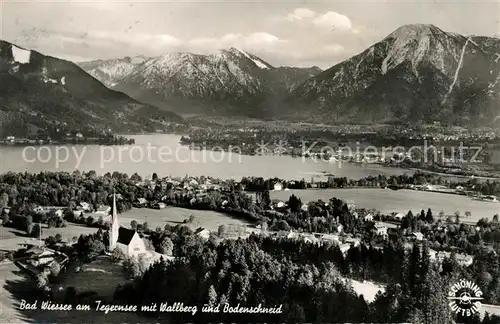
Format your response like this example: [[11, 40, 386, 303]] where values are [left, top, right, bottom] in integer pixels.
[[117, 227, 136, 245]]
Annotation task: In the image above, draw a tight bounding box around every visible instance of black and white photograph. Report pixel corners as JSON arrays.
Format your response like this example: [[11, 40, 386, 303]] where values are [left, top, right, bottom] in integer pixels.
[[1, 0, 500, 323]]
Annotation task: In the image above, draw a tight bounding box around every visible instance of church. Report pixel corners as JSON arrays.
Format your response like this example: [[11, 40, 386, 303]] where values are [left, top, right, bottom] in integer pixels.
[[108, 193, 146, 257]]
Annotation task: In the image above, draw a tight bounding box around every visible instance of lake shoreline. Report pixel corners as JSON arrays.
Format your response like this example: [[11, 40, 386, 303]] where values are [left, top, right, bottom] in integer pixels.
[[179, 141, 500, 180]]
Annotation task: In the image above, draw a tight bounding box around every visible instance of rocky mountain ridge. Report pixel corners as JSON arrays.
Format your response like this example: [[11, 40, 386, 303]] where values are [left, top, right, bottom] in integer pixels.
[[0, 40, 183, 135], [78, 48, 322, 117], [288, 24, 500, 125]]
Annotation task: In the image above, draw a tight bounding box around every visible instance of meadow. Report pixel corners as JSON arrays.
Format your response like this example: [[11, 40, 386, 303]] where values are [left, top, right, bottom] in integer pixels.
[[0, 207, 248, 254], [270, 188, 500, 224], [120, 206, 251, 231], [0, 261, 146, 323], [0, 224, 99, 253]]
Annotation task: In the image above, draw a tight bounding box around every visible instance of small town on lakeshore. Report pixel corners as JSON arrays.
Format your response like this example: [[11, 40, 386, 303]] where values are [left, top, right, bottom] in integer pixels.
[[1, 169, 500, 322]]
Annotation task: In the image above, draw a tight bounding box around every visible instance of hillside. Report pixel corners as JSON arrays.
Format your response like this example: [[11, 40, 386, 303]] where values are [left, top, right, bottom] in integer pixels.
[[78, 56, 150, 88], [78, 48, 322, 117], [0, 40, 183, 135], [288, 24, 500, 125]]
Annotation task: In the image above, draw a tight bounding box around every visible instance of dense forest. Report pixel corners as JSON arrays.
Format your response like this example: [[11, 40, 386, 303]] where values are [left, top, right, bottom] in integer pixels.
[[107, 227, 500, 323]]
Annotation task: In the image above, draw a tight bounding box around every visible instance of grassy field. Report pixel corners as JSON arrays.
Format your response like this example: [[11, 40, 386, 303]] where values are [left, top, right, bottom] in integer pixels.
[[0, 204, 243, 323], [347, 279, 384, 303], [62, 255, 128, 299], [0, 262, 146, 323], [0, 224, 99, 253], [0, 206, 246, 253], [120, 206, 251, 231], [271, 189, 500, 224]]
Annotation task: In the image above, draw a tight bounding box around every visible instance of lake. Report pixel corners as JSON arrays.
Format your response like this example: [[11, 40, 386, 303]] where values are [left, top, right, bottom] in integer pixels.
[[0, 134, 413, 180]]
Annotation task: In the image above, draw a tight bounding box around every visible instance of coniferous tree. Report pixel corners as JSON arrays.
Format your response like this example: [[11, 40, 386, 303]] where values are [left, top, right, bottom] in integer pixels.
[[426, 208, 434, 223], [420, 209, 426, 221]]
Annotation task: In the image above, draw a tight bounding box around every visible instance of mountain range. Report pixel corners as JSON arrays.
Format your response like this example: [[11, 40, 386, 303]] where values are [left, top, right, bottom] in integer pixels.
[[2, 24, 500, 129], [0, 40, 183, 136], [78, 48, 322, 117], [79, 24, 500, 125]]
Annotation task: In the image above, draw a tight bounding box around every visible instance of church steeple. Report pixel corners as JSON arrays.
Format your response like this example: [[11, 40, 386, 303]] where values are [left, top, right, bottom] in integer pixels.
[[109, 191, 119, 251]]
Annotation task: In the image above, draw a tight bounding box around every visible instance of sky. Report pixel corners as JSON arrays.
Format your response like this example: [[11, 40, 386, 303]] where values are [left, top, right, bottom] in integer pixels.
[[1, 0, 499, 68]]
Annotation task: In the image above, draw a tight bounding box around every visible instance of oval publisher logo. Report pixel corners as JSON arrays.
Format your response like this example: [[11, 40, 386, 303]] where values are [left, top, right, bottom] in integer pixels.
[[447, 280, 483, 317]]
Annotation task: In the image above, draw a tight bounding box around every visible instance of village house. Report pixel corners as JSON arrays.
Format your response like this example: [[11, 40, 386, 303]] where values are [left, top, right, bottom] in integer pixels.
[[271, 200, 286, 210], [94, 205, 111, 216], [276, 230, 294, 239], [30, 249, 63, 268], [411, 232, 424, 241], [273, 182, 283, 191], [456, 254, 474, 266], [73, 210, 84, 218], [286, 231, 301, 240], [301, 235, 315, 244], [153, 202, 167, 209], [374, 223, 388, 238], [393, 213, 405, 221], [321, 233, 340, 244], [34, 206, 64, 217], [364, 213, 374, 222], [78, 202, 91, 212], [16, 246, 69, 277], [133, 198, 147, 208], [347, 202, 356, 211], [339, 243, 352, 256], [194, 228, 211, 240], [433, 250, 474, 266], [344, 236, 361, 247]]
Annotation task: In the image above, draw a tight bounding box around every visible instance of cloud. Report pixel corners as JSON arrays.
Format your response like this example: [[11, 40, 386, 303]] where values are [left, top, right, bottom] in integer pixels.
[[27, 29, 183, 60], [69, 1, 132, 11], [87, 30, 182, 47], [323, 44, 345, 54], [246, 32, 280, 45], [189, 32, 284, 51], [57, 53, 96, 63], [285, 8, 316, 21], [313, 12, 352, 30]]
